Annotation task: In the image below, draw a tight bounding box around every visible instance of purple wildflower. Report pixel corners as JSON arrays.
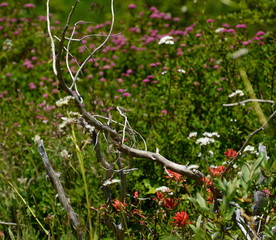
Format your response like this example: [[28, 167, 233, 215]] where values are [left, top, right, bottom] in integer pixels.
[[24, 3, 35, 8], [236, 24, 247, 28], [0, 2, 8, 7], [128, 4, 136, 9]]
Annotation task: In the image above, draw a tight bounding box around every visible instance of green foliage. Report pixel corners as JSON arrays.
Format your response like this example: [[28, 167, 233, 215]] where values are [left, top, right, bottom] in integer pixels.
[[0, 0, 275, 239]]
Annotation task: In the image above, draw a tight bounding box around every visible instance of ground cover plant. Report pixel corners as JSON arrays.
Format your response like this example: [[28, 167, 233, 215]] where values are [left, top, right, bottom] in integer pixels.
[[0, 0, 275, 239]]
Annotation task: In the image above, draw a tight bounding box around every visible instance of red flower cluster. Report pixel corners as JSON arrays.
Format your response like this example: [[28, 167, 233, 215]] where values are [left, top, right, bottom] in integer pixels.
[[224, 148, 238, 159], [112, 199, 127, 211], [134, 191, 139, 198], [206, 188, 214, 204], [156, 191, 167, 201], [209, 166, 226, 177], [172, 210, 191, 227], [165, 169, 186, 182], [162, 197, 178, 210], [201, 177, 213, 186]]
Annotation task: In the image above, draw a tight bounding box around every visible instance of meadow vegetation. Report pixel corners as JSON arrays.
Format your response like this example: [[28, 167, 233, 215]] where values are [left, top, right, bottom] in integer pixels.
[[0, 0, 275, 239]]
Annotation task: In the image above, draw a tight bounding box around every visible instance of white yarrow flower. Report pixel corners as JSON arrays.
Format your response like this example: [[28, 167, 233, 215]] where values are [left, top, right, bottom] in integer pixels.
[[181, 5, 188, 13], [178, 69, 186, 74], [215, 28, 225, 33], [232, 48, 249, 59], [229, 90, 244, 98], [203, 132, 220, 138], [56, 96, 75, 107], [209, 150, 214, 156], [158, 36, 174, 45], [188, 132, 198, 138], [61, 149, 72, 159], [196, 137, 215, 146]]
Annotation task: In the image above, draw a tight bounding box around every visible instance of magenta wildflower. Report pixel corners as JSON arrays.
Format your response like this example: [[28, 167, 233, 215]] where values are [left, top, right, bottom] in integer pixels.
[[236, 24, 247, 28], [0, 2, 8, 7], [161, 110, 167, 114], [242, 40, 252, 45], [143, 78, 150, 83], [222, 23, 230, 28], [207, 19, 215, 23], [122, 92, 131, 97], [118, 89, 126, 93], [213, 65, 220, 69], [29, 83, 36, 89], [256, 31, 265, 36], [149, 6, 158, 12], [24, 3, 35, 8], [128, 3, 136, 9]]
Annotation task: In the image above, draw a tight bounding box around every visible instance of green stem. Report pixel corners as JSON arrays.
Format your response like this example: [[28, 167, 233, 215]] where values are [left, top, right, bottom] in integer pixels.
[[71, 127, 94, 240]]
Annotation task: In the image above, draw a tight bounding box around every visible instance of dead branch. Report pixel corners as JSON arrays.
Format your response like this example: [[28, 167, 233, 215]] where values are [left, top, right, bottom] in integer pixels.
[[37, 139, 84, 240]]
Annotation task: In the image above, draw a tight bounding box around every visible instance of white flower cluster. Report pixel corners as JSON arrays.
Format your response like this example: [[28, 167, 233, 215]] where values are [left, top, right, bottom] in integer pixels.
[[203, 132, 220, 138], [158, 36, 174, 45], [56, 96, 75, 107], [232, 48, 249, 59], [60, 149, 72, 159], [190, 132, 220, 146], [58, 117, 76, 133], [178, 69, 186, 74], [2, 39, 13, 51], [196, 137, 215, 146], [79, 118, 95, 134], [229, 90, 244, 98], [188, 132, 198, 139], [215, 28, 224, 33]]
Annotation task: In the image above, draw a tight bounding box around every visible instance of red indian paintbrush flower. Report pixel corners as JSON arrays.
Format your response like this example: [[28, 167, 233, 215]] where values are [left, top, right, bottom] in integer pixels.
[[209, 165, 226, 177], [165, 169, 186, 182], [162, 197, 178, 210], [172, 210, 191, 227], [224, 148, 238, 159], [112, 199, 127, 211]]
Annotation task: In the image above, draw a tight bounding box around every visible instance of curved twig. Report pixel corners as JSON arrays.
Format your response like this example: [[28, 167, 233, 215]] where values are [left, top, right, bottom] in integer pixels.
[[222, 110, 276, 177]]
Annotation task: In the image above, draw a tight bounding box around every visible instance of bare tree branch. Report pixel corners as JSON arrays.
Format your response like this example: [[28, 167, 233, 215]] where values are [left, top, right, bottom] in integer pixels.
[[37, 139, 84, 240]]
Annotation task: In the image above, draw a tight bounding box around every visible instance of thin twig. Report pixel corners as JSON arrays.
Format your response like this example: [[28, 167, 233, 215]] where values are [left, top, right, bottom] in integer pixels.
[[222, 110, 276, 177], [223, 99, 274, 107], [73, 0, 115, 83], [37, 139, 84, 240], [46, 0, 57, 75], [0, 221, 17, 226], [64, 33, 120, 42]]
